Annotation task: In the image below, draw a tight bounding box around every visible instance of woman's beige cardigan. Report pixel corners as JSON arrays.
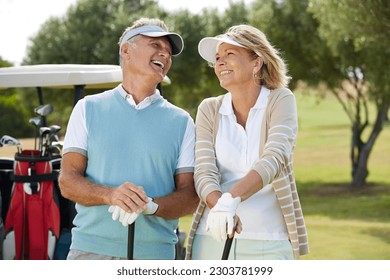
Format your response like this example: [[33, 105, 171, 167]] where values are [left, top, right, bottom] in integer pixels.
[[185, 88, 309, 260]]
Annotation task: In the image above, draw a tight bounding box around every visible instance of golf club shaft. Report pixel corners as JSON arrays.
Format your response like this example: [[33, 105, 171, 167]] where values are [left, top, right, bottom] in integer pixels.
[[222, 236, 233, 260], [127, 223, 135, 260]]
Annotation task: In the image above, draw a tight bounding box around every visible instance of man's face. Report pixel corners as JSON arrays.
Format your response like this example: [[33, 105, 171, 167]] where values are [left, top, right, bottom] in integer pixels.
[[126, 35, 173, 82]]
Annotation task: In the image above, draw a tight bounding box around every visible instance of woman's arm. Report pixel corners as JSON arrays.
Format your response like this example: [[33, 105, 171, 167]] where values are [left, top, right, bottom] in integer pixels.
[[194, 98, 223, 203]]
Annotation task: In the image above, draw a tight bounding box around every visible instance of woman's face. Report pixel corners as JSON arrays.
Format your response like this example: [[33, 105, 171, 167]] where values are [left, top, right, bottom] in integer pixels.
[[214, 43, 257, 91]]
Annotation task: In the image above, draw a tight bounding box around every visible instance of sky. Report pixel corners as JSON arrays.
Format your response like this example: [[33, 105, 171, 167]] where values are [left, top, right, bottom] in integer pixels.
[[0, 0, 251, 66]]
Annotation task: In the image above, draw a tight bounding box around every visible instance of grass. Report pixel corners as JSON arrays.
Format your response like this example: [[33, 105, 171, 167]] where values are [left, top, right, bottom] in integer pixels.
[[301, 217, 390, 260], [1, 91, 390, 260]]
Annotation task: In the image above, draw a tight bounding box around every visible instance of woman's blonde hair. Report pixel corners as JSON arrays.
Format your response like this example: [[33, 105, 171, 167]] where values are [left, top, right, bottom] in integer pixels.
[[224, 24, 290, 89]]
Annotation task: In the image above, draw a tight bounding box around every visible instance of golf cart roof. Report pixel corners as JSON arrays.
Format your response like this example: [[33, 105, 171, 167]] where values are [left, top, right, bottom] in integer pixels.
[[0, 64, 171, 89]]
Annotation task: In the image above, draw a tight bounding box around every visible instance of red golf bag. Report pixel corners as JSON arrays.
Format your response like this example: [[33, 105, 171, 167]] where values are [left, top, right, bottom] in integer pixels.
[[3, 150, 60, 259]]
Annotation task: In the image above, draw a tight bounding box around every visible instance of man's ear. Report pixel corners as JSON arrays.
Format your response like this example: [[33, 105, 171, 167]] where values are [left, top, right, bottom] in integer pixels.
[[120, 43, 131, 61]]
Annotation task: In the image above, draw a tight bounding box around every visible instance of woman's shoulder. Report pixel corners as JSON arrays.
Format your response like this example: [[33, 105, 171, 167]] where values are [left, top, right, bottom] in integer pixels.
[[270, 87, 293, 97], [199, 94, 225, 110], [268, 87, 295, 104]]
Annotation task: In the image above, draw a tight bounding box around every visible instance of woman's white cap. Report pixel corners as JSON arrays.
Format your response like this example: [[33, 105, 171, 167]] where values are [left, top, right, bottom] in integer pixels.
[[198, 34, 247, 63]]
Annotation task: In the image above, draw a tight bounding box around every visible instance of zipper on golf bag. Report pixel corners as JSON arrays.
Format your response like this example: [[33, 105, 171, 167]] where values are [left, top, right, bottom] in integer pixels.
[[2, 150, 60, 260]]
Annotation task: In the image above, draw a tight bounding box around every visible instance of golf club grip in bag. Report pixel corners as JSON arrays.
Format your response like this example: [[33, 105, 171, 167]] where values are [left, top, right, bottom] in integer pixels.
[[3, 150, 60, 260]]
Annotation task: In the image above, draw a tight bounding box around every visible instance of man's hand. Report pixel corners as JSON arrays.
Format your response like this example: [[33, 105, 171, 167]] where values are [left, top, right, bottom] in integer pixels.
[[108, 205, 139, 226], [108, 197, 159, 226], [206, 193, 241, 242], [109, 183, 148, 213]]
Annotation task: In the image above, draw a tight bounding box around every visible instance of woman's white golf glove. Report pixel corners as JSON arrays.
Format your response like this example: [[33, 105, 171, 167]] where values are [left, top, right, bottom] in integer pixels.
[[206, 193, 241, 242], [108, 197, 159, 227]]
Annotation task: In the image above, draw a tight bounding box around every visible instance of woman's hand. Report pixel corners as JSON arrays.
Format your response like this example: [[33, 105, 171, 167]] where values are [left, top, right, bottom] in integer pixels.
[[206, 193, 241, 242]]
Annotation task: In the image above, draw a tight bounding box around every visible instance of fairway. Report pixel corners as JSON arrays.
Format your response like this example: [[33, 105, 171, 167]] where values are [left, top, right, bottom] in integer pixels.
[[301, 217, 390, 260]]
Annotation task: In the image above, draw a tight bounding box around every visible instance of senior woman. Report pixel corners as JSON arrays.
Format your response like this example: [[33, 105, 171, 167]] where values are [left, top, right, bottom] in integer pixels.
[[186, 24, 309, 260]]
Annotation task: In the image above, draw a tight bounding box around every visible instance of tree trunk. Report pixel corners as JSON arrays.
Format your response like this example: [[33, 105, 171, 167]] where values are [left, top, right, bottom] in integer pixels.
[[351, 102, 387, 188], [352, 146, 369, 188]]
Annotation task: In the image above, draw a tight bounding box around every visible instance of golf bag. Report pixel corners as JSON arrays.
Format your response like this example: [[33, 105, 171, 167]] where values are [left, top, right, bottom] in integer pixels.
[[2, 150, 60, 259], [0, 184, 3, 259], [0, 157, 14, 260]]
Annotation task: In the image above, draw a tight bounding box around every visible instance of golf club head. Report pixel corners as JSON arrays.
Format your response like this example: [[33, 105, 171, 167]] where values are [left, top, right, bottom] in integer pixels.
[[29, 117, 42, 127], [51, 141, 63, 148], [39, 127, 52, 136], [49, 125, 61, 133], [34, 104, 53, 116], [49, 134, 59, 143], [0, 135, 21, 147], [39, 127, 52, 157], [47, 145, 62, 156]]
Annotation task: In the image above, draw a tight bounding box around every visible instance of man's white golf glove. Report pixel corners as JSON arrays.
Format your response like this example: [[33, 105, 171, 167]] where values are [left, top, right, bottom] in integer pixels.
[[108, 205, 139, 226], [108, 197, 159, 227], [143, 197, 159, 215], [206, 193, 241, 242]]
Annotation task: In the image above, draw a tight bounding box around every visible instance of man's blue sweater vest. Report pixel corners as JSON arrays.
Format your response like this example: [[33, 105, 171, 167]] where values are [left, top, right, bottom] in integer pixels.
[[71, 89, 189, 259]]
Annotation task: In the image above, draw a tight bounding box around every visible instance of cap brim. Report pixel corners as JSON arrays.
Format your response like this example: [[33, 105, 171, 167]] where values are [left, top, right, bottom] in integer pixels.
[[198, 36, 246, 63], [141, 31, 184, 56]]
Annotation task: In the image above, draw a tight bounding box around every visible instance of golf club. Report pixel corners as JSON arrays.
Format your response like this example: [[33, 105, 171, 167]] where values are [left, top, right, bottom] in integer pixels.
[[0, 135, 22, 153], [40, 125, 62, 157], [29, 117, 42, 150], [127, 223, 135, 260], [34, 104, 53, 116], [39, 127, 51, 156], [48, 125, 61, 145], [221, 236, 233, 260], [34, 104, 53, 128]]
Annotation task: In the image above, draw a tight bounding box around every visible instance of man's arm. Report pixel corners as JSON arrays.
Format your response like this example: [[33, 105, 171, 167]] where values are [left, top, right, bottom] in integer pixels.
[[58, 152, 148, 213], [152, 172, 199, 219], [148, 115, 198, 219]]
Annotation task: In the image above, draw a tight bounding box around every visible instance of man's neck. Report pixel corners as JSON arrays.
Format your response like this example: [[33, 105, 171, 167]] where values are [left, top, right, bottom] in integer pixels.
[[122, 79, 157, 104]]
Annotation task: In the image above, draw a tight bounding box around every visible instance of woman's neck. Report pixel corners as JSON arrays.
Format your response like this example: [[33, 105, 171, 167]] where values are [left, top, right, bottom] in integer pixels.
[[231, 85, 261, 128]]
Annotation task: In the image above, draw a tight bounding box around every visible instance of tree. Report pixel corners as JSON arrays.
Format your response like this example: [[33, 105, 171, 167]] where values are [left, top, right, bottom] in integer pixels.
[[161, 1, 250, 115], [161, 9, 217, 115], [0, 57, 33, 138], [249, 0, 389, 187], [22, 0, 166, 128], [24, 0, 163, 65], [308, 0, 390, 187], [249, 0, 339, 89]]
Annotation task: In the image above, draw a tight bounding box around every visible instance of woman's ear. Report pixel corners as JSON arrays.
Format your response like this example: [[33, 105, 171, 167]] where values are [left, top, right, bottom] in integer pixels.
[[253, 57, 263, 73]]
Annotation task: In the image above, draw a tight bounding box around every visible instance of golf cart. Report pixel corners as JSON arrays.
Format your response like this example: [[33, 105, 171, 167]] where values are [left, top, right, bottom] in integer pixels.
[[0, 64, 178, 260], [0, 64, 170, 105]]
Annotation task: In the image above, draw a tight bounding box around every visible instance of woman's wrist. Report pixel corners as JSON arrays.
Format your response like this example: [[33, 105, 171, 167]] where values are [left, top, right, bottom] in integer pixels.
[[205, 191, 222, 208]]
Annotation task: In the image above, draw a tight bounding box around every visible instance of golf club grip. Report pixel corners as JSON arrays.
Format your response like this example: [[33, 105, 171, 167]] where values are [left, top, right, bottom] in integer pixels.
[[221, 236, 233, 260], [127, 223, 135, 260]]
